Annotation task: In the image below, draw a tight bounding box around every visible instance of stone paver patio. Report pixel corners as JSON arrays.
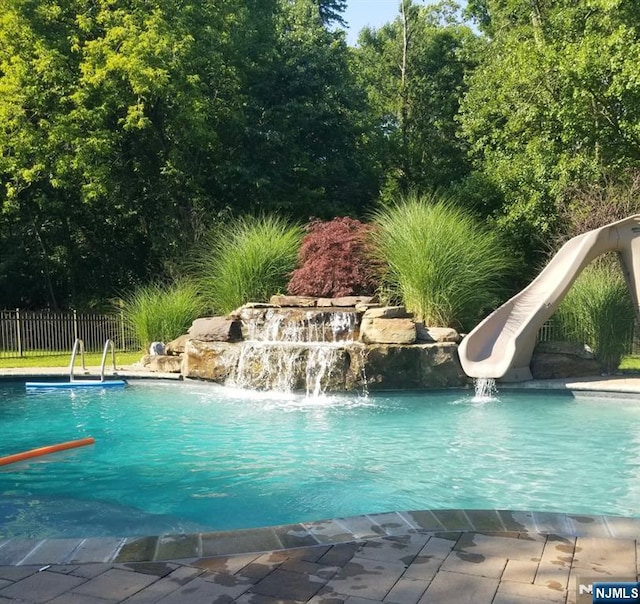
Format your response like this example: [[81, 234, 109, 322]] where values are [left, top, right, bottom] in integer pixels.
[[0, 510, 639, 603]]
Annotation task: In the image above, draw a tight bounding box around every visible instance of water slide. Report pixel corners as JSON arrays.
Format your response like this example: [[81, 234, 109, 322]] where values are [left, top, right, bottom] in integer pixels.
[[458, 215, 640, 381]]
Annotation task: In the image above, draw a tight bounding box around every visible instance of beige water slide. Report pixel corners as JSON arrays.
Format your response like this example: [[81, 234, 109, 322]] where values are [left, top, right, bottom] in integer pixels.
[[458, 215, 640, 382]]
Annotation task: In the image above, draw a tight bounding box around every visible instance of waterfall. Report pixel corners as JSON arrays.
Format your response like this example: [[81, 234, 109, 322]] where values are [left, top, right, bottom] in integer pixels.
[[472, 377, 498, 402], [231, 310, 363, 396]]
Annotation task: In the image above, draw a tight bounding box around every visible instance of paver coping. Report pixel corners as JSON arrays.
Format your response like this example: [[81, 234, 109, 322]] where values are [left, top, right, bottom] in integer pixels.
[[0, 511, 638, 604], [1, 510, 639, 566]]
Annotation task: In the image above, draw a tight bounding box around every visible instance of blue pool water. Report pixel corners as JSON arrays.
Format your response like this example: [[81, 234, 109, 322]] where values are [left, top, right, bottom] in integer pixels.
[[0, 380, 639, 538]]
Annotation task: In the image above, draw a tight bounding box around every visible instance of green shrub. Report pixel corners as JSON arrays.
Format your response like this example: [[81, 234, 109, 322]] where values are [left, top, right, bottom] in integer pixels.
[[195, 215, 303, 314], [121, 280, 205, 349], [370, 192, 516, 331], [555, 259, 635, 373]]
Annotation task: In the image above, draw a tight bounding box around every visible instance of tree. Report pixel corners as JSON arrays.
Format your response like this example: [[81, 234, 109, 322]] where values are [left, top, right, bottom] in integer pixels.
[[227, 0, 377, 219], [0, 0, 260, 308], [316, 0, 347, 26], [352, 1, 481, 200], [0, 0, 377, 309], [287, 217, 378, 297], [459, 0, 640, 263]]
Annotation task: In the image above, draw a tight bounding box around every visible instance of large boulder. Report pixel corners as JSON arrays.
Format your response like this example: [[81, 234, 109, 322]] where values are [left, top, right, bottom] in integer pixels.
[[531, 341, 602, 379], [362, 306, 412, 319], [269, 295, 317, 307], [139, 354, 182, 373], [165, 334, 190, 355], [360, 317, 417, 345], [415, 323, 461, 343], [316, 296, 375, 308], [418, 343, 468, 387], [188, 317, 243, 342], [363, 343, 467, 390], [182, 340, 241, 382]]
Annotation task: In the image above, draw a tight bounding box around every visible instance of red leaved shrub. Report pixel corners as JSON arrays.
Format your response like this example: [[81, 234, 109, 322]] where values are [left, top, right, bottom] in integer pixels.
[[287, 217, 379, 297]]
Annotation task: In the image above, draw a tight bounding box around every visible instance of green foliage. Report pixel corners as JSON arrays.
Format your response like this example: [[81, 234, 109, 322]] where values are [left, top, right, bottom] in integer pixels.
[[195, 215, 303, 314], [555, 170, 640, 245], [0, 352, 142, 369], [287, 217, 379, 297], [121, 280, 205, 349], [0, 0, 249, 308], [555, 259, 635, 374], [352, 1, 481, 200], [316, 0, 347, 26], [619, 356, 640, 372], [370, 192, 516, 330], [0, 0, 370, 309], [7, 0, 640, 313], [235, 0, 376, 218], [459, 0, 640, 265]]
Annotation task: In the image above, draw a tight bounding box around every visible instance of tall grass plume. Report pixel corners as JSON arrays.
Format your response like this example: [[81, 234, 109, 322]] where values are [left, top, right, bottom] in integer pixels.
[[555, 258, 635, 373], [195, 215, 303, 314], [370, 193, 516, 331], [120, 280, 205, 349]]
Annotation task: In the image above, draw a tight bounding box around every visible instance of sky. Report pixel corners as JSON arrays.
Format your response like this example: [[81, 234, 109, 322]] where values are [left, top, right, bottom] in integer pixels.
[[342, 0, 435, 46]]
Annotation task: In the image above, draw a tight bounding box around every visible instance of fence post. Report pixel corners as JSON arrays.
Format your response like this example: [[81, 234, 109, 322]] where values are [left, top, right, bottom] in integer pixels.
[[120, 311, 126, 352], [73, 309, 78, 344], [16, 308, 22, 357]]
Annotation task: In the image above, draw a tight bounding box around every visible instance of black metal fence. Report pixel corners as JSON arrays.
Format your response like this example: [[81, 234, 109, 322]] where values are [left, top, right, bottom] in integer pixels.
[[0, 309, 142, 358], [1, 309, 637, 358]]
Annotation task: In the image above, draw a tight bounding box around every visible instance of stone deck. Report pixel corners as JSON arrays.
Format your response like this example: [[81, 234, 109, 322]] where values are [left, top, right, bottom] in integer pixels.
[[0, 510, 639, 603]]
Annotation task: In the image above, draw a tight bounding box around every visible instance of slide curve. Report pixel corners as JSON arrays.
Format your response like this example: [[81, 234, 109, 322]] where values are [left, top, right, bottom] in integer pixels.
[[458, 215, 640, 381]]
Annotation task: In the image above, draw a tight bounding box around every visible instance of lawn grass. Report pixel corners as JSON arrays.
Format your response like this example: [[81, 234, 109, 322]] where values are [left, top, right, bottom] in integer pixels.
[[3, 351, 638, 374], [618, 355, 640, 372], [0, 351, 143, 369]]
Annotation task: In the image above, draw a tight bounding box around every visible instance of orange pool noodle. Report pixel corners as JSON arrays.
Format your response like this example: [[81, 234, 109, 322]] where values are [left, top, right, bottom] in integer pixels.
[[0, 437, 95, 466]]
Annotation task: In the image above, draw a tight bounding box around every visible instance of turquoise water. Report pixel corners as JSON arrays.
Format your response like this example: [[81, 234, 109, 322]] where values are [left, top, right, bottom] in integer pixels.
[[1, 381, 639, 538]]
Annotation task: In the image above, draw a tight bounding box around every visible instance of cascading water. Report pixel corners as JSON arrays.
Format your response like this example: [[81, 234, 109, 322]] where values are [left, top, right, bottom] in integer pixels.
[[231, 309, 365, 396], [472, 377, 498, 402]]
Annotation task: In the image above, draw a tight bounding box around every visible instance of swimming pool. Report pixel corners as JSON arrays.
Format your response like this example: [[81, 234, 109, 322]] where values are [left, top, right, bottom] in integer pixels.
[[1, 380, 638, 539]]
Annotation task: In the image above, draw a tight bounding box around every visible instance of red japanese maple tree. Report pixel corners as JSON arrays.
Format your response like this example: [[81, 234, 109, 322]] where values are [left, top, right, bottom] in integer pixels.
[[287, 217, 379, 297]]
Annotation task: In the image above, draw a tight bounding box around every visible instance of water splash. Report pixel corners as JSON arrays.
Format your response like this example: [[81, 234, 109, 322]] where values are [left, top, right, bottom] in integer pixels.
[[244, 309, 358, 343], [231, 310, 365, 397], [472, 377, 498, 402]]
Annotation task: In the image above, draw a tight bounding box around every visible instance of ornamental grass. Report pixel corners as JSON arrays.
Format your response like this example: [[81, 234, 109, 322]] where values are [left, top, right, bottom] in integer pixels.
[[555, 258, 635, 373], [370, 192, 516, 331], [195, 214, 303, 314], [120, 279, 205, 348]]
